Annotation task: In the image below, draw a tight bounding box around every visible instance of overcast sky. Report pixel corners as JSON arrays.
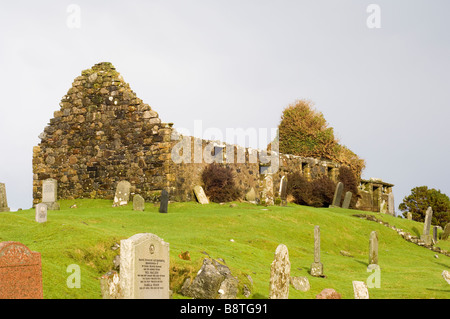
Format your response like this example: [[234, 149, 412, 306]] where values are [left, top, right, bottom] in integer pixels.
[[1, 0, 449, 213]]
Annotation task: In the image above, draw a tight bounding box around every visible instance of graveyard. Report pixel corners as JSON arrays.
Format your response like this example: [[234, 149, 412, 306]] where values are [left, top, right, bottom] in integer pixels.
[[0, 198, 448, 299]]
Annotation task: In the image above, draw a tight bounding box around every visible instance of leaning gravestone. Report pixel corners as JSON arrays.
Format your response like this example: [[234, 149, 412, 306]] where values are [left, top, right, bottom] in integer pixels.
[[113, 181, 131, 207], [35, 203, 47, 223], [342, 191, 352, 209], [120, 233, 170, 299], [41, 178, 60, 210], [310, 225, 324, 277], [442, 223, 450, 240], [421, 207, 433, 245], [0, 183, 10, 212], [330, 182, 343, 208], [369, 231, 378, 265], [159, 189, 169, 214], [132, 194, 145, 211], [0, 241, 43, 298], [193, 185, 209, 204], [269, 244, 290, 299]]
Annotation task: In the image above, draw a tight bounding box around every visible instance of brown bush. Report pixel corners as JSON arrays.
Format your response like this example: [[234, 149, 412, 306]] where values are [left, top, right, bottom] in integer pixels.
[[201, 163, 241, 203], [337, 166, 359, 208], [287, 172, 336, 207]]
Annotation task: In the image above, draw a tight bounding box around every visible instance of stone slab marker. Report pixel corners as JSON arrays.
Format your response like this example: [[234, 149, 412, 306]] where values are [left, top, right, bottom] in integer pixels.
[[421, 207, 433, 245], [193, 185, 209, 204], [369, 231, 378, 265], [0, 183, 10, 212], [0, 241, 43, 299], [352, 281, 369, 299], [120, 233, 170, 299], [433, 226, 438, 243], [260, 174, 274, 206], [279, 176, 288, 206], [442, 223, 450, 240], [113, 180, 131, 207], [330, 182, 343, 208], [41, 178, 60, 210], [388, 192, 395, 216], [342, 191, 352, 209], [310, 225, 323, 277], [269, 244, 290, 299], [132, 194, 145, 211], [35, 203, 47, 223], [159, 189, 169, 213]]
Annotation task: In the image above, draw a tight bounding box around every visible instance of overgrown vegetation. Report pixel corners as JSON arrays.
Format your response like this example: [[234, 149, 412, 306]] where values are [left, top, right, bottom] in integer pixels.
[[287, 173, 336, 207], [277, 99, 365, 179], [399, 186, 450, 228], [201, 163, 241, 203], [337, 166, 360, 209]]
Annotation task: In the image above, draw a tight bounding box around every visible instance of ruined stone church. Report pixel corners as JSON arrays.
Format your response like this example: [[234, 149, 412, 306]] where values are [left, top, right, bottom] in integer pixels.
[[32, 62, 393, 213]]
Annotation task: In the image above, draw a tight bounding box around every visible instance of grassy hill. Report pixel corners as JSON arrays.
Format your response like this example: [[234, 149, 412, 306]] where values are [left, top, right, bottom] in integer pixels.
[[0, 199, 449, 299]]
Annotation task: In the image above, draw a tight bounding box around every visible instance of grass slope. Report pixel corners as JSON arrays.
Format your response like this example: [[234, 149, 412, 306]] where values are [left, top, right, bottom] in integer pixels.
[[0, 199, 449, 299]]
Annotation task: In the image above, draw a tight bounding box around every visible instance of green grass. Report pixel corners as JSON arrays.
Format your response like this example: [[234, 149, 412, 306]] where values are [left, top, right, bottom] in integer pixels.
[[0, 199, 449, 299]]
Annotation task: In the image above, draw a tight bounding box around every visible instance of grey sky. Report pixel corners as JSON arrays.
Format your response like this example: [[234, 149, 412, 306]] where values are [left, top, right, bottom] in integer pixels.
[[1, 0, 449, 213]]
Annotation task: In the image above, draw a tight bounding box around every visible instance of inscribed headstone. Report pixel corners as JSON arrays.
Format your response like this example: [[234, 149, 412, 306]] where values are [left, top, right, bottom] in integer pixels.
[[0, 241, 43, 299], [35, 203, 47, 223], [159, 189, 169, 213], [193, 185, 209, 204], [330, 182, 343, 208], [0, 183, 10, 212], [369, 231, 378, 265], [113, 181, 131, 207], [269, 244, 290, 299], [41, 178, 60, 210], [310, 225, 323, 277], [132, 194, 145, 211], [119, 233, 170, 299], [342, 191, 352, 209]]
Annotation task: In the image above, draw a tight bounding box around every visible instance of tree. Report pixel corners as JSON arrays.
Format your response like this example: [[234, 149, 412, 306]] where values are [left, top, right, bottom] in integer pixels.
[[277, 99, 365, 179], [399, 186, 450, 228]]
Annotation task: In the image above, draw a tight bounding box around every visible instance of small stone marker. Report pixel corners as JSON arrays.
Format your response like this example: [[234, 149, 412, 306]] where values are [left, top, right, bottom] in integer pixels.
[[442, 270, 450, 285], [407, 212, 412, 220], [279, 176, 288, 206], [330, 182, 343, 208], [421, 207, 433, 245], [442, 223, 450, 240], [132, 194, 145, 211], [193, 185, 209, 204], [120, 233, 170, 299], [260, 174, 274, 206], [269, 244, 290, 299], [310, 225, 324, 277], [290, 276, 310, 292], [342, 191, 352, 209], [388, 192, 395, 216], [35, 203, 47, 223], [0, 241, 43, 299], [100, 270, 121, 299], [369, 231, 378, 265], [352, 281, 369, 299], [113, 180, 131, 207], [245, 187, 257, 203], [159, 189, 169, 213], [41, 178, 60, 210], [0, 183, 10, 212], [433, 226, 438, 243]]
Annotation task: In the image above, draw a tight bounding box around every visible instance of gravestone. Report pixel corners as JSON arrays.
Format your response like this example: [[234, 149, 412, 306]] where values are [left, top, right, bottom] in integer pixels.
[[330, 182, 343, 208], [245, 187, 257, 203], [279, 176, 288, 206], [342, 191, 352, 209], [120, 233, 170, 299], [433, 226, 438, 243], [35, 203, 47, 223], [113, 180, 131, 207], [159, 189, 169, 213], [290, 276, 310, 292], [369, 231, 378, 265], [0, 241, 43, 299], [41, 178, 60, 210], [132, 194, 145, 211], [0, 183, 10, 212], [352, 281, 369, 299], [260, 174, 274, 206], [421, 207, 433, 245], [310, 226, 323, 277], [388, 192, 395, 216], [269, 244, 290, 299], [407, 212, 412, 220], [442, 223, 450, 240], [193, 185, 209, 204]]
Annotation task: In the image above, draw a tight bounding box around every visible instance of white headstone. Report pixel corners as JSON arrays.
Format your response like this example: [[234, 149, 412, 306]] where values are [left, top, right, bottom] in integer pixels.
[[35, 203, 48, 223], [113, 181, 131, 207], [119, 233, 170, 299], [42, 179, 57, 203]]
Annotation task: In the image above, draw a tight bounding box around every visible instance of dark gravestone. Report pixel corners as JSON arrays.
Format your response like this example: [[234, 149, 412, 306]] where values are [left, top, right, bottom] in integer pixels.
[[330, 182, 344, 208], [342, 191, 352, 209], [159, 189, 169, 214]]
